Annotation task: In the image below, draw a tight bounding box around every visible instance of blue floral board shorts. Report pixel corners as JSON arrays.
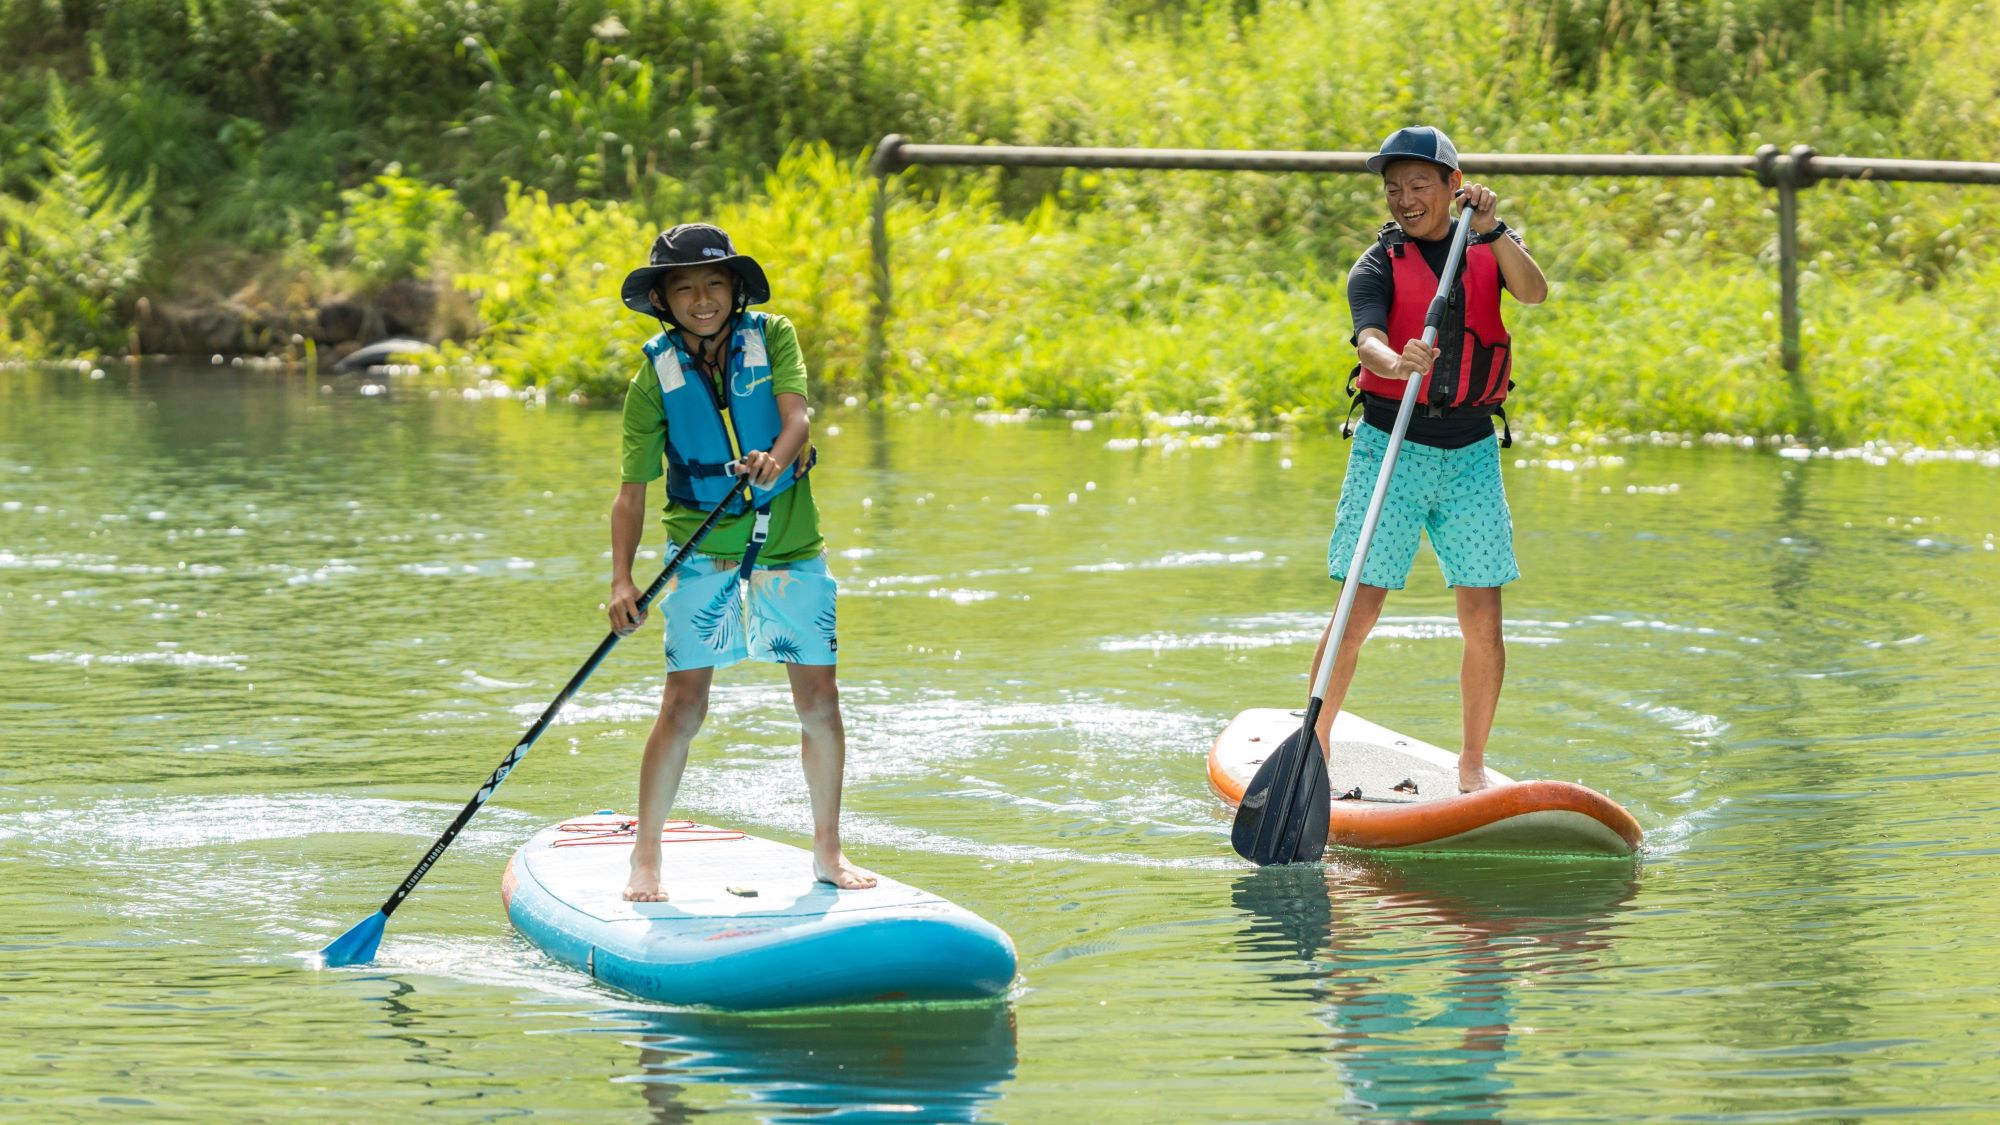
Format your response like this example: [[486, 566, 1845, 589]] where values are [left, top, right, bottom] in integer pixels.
[[659, 547, 838, 671], [1326, 422, 1519, 590]]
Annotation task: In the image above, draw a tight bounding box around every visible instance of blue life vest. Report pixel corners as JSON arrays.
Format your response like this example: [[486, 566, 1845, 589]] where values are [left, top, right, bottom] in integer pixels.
[[642, 312, 802, 514]]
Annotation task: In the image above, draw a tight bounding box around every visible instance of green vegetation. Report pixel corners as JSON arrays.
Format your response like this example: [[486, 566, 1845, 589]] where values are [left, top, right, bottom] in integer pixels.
[[0, 77, 152, 353], [4, 0, 1998, 442], [305, 172, 473, 291]]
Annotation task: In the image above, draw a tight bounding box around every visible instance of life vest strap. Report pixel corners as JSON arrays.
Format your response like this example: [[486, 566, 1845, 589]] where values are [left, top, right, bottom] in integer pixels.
[[1341, 387, 1504, 441], [726, 446, 816, 580], [1342, 365, 1364, 439], [734, 508, 773, 582]]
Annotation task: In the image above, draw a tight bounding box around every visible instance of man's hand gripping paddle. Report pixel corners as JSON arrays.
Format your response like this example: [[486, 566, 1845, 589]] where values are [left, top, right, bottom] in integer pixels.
[[316, 470, 748, 967], [1231, 200, 1479, 866]]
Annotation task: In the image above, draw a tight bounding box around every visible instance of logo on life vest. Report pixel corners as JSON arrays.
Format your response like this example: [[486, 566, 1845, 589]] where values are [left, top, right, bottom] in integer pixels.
[[734, 331, 771, 397]]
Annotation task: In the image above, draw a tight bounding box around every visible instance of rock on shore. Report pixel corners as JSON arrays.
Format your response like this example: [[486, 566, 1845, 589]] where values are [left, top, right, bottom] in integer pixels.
[[135, 279, 446, 360]]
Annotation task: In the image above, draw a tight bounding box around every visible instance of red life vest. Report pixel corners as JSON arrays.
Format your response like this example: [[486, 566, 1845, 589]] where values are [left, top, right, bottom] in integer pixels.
[[1356, 222, 1513, 410]]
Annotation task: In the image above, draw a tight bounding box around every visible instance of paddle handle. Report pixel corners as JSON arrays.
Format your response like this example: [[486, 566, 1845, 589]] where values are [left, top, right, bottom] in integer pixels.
[[371, 480, 741, 919], [1308, 202, 1479, 706]]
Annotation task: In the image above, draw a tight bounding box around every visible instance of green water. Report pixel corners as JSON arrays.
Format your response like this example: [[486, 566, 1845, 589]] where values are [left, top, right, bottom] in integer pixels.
[[3, 364, 1997, 1123]]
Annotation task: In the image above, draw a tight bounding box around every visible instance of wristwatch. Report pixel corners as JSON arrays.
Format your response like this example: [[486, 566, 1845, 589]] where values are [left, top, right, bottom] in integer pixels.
[[1472, 220, 1511, 245]]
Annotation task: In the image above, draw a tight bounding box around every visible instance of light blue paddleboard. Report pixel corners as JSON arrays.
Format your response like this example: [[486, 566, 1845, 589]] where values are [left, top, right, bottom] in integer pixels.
[[503, 813, 1017, 1009]]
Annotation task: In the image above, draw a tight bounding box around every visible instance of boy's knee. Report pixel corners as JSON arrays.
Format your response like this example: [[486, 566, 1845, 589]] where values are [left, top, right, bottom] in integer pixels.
[[660, 680, 711, 725], [790, 673, 841, 725]]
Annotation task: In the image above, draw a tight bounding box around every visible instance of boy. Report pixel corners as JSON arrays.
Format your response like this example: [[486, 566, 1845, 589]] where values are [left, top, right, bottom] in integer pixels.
[[608, 223, 875, 901]]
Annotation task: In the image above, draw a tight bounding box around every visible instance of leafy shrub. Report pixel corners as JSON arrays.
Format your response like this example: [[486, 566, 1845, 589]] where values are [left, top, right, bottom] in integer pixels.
[[0, 77, 152, 355], [447, 181, 650, 398], [309, 170, 473, 288]]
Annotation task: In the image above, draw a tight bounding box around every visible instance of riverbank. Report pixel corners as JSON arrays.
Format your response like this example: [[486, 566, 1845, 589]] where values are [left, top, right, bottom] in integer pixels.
[[15, 353, 2000, 464], [5, 1, 1997, 443], [13, 150, 2000, 446]]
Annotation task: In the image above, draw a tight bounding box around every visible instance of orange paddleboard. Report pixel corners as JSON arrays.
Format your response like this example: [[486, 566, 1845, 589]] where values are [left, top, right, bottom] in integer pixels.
[[1210, 709, 1642, 856]]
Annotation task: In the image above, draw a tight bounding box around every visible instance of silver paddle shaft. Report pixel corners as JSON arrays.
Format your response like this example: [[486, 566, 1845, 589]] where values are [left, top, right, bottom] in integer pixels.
[[1309, 202, 1478, 704]]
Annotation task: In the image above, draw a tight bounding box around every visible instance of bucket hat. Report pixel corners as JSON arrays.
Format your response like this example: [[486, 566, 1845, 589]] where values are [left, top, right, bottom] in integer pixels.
[[620, 223, 771, 317], [1365, 126, 1460, 174]]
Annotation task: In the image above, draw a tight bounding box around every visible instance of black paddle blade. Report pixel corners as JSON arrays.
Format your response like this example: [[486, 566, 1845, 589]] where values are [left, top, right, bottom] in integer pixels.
[[1230, 724, 1332, 866]]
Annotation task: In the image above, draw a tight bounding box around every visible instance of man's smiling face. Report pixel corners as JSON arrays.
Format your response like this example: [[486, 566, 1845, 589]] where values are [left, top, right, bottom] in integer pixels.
[[1382, 159, 1461, 241]]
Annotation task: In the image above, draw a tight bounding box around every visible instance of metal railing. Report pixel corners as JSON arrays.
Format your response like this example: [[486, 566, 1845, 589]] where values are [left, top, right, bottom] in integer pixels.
[[866, 135, 2000, 430]]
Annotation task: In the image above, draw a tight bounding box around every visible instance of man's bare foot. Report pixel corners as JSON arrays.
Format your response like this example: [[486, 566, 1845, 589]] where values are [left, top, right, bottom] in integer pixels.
[[1459, 765, 1495, 794], [623, 849, 670, 902], [812, 850, 878, 890]]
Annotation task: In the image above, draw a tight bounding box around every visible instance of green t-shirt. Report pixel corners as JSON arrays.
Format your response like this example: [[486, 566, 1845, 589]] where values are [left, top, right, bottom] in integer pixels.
[[619, 313, 825, 562]]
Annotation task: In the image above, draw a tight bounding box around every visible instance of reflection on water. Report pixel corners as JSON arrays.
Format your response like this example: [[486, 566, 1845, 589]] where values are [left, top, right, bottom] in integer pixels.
[[1233, 858, 1638, 1123], [618, 1002, 1017, 1123]]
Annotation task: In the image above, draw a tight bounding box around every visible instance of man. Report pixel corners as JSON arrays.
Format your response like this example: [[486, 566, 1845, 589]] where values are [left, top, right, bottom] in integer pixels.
[[1312, 125, 1548, 792]]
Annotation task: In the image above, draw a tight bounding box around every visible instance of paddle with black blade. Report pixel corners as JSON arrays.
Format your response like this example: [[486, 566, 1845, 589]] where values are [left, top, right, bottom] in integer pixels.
[[1232, 198, 1480, 866], [317, 470, 751, 967]]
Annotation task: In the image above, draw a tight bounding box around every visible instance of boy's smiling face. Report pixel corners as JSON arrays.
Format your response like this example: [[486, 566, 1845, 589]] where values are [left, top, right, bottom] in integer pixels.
[[653, 264, 736, 336], [1382, 158, 1462, 241]]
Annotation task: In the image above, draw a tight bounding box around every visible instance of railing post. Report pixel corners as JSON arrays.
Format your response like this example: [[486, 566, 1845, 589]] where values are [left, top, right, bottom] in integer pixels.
[[1757, 144, 1817, 437], [1787, 145, 1819, 438], [865, 135, 906, 403], [1775, 171, 1801, 381]]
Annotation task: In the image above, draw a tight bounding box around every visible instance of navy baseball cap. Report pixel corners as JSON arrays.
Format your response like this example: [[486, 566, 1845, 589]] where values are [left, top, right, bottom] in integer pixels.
[[1365, 126, 1460, 174]]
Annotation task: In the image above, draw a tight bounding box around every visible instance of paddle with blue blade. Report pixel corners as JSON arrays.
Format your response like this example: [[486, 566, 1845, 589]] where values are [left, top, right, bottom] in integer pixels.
[[317, 472, 748, 968], [1232, 199, 1479, 866]]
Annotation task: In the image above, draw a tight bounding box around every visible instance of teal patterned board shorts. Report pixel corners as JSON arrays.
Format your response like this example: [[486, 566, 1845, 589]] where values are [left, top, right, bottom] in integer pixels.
[[659, 547, 838, 671], [1326, 422, 1519, 590]]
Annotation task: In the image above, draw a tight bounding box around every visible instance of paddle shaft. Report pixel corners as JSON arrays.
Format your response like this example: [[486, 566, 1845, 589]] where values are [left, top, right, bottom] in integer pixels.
[[369, 487, 742, 921], [1307, 201, 1478, 707]]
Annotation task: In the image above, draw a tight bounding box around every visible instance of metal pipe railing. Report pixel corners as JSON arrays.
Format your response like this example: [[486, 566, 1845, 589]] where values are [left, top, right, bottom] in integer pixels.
[[867, 134, 2000, 435], [870, 140, 1768, 180]]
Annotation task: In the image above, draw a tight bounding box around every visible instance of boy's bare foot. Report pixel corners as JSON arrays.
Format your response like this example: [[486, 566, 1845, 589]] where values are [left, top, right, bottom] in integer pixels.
[[624, 850, 670, 902], [1459, 765, 1495, 794], [812, 850, 878, 890]]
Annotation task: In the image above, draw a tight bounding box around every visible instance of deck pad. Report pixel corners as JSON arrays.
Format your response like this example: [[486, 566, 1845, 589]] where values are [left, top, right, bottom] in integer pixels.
[[1211, 710, 1641, 856], [504, 814, 1017, 1009]]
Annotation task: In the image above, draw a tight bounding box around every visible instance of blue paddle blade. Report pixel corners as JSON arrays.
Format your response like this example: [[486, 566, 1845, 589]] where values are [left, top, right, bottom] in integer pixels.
[[317, 910, 388, 968], [1231, 725, 1332, 866]]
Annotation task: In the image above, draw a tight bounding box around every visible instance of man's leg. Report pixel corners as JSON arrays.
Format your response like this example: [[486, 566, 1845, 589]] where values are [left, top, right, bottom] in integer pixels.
[[625, 667, 713, 901], [1319, 423, 1428, 752], [787, 663, 876, 889], [1454, 585, 1505, 792], [1307, 584, 1392, 752], [1424, 430, 1516, 792]]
